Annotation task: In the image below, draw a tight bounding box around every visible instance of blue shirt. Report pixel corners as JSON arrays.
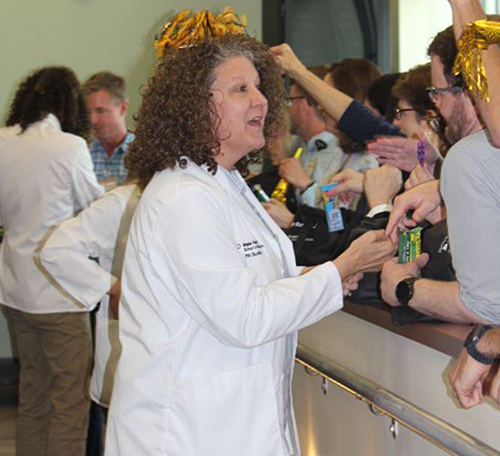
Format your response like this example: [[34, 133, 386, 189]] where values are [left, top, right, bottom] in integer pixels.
[[90, 132, 135, 184]]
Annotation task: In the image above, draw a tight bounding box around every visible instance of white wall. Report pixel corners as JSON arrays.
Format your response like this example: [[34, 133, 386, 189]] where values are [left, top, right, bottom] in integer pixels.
[[397, 0, 452, 71], [0, 0, 262, 126], [0, 0, 261, 358]]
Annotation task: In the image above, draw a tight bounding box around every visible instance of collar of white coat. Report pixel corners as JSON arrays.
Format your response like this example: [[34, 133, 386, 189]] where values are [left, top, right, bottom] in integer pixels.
[[214, 165, 298, 278], [42, 113, 62, 131]]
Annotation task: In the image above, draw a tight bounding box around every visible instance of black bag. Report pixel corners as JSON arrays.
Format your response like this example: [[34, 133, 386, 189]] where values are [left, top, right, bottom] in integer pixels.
[[284, 197, 369, 266]]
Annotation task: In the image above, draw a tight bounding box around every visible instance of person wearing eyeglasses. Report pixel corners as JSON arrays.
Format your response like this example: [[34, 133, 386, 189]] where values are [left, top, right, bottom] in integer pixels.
[[278, 65, 342, 209], [368, 64, 447, 174], [271, 44, 403, 146], [279, 62, 379, 210], [271, 45, 444, 178], [381, 24, 500, 326]]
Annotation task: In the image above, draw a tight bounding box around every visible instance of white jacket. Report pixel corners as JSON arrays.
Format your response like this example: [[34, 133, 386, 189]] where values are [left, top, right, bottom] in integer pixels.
[[106, 162, 343, 456], [0, 115, 103, 313]]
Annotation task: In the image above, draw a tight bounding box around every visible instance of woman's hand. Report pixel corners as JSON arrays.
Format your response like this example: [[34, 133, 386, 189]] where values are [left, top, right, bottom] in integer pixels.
[[342, 272, 364, 297], [263, 198, 295, 229], [333, 230, 396, 280]]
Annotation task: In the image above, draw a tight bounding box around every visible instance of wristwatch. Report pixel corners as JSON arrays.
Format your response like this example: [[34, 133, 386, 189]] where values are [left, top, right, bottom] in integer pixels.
[[395, 277, 417, 306], [464, 325, 497, 365]]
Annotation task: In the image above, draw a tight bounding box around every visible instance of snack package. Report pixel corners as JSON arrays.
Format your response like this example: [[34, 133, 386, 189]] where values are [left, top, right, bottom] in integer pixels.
[[321, 183, 344, 232], [398, 226, 422, 264]]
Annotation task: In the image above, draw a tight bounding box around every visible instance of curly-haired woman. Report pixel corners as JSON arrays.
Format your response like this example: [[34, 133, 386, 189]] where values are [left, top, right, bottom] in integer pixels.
[[0, 67, 102, 456], [105, 34, 394, 456]]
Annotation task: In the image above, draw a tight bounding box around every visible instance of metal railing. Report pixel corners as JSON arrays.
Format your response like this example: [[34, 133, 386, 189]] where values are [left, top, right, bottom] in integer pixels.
[[295, 343, 500, 456]]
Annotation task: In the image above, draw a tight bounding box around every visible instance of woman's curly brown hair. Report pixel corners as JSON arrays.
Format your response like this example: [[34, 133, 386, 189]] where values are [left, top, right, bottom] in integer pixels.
[[6, 66, 90, 139], [125, 33, 287, 188]]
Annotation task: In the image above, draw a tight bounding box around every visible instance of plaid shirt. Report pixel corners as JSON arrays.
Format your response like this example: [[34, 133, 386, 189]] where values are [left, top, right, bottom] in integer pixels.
[[89, 132, 135, 184]]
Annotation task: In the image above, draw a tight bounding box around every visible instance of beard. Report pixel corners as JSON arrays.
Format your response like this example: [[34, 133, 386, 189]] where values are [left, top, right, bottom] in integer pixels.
[[444, 100, 468, 145]]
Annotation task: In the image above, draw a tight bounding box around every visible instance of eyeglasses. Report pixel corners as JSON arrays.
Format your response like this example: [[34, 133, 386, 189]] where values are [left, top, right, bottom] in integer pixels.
[[426, 86, 463, 103], [287, 95, 306, 106], [394, 107, 416, 120]]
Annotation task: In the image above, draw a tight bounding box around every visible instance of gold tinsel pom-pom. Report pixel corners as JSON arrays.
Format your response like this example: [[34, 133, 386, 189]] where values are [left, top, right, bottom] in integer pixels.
[[155, 7, 248, 57], [454, 19, 500, 102]]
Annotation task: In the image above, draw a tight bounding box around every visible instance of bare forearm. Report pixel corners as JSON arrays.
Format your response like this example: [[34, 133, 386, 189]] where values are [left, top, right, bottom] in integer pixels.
[[410, 279, 487, 324], [449, 0, 500, 146], [289, 66, 353, 122], [449, 0, 485, 33]]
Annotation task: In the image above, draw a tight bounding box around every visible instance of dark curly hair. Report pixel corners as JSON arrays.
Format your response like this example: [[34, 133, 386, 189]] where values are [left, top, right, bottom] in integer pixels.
[[6, 66, 90, 139], [125, 34, 287, 188]]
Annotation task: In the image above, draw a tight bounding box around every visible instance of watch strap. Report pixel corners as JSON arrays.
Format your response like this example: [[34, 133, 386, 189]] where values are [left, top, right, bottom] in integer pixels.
[[464, 325, 497, 365]]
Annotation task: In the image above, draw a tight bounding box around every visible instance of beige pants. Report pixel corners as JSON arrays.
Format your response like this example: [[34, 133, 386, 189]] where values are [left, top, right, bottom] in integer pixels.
[[4, 307, 92, 456]]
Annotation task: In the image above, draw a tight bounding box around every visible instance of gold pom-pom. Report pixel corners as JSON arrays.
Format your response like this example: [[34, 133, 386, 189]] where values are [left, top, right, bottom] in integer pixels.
[[155, 7, 248, 58], [454, 20, 500, 102]]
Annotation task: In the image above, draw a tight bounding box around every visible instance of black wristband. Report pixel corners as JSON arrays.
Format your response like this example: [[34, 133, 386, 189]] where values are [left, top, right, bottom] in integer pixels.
[[301, 181, 315, 194], [464, 325, 498, 365]]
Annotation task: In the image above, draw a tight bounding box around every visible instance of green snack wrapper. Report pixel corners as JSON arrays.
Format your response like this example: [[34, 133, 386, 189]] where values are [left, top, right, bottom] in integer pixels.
[[398, 227, 422, 264]]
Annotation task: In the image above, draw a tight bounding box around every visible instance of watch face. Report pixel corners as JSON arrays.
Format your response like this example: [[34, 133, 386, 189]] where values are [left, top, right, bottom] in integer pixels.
[[396, 278, 415, 306], [396, 281, 409, 301]]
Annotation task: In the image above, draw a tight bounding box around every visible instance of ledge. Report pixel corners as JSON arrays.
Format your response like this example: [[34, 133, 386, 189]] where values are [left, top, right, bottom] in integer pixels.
[[342, 301, 473, 358]]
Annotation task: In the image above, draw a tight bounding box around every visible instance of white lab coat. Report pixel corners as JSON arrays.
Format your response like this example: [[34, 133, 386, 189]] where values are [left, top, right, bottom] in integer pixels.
[[106, 161, 344, 456], [0, 114, 103, 313], [39, 185, 135, 406]]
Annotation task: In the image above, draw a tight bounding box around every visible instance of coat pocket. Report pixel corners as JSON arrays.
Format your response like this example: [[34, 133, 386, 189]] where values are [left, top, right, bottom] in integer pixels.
[[165, 363, 288, 456]]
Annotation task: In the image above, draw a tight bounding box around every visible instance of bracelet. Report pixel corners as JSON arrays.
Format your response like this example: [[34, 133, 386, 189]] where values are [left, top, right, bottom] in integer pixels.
[[301, 181, 315, 194]]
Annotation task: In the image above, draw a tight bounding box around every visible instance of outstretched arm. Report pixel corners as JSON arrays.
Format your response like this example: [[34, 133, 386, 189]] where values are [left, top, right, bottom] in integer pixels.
[[271, 43, 401, 143], [271, 43, 352, 121], [448, 0, 500, 146]]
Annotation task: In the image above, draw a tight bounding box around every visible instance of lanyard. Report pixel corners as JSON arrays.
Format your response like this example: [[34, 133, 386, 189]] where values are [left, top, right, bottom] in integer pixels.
[[227, 171, 293, 278]]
